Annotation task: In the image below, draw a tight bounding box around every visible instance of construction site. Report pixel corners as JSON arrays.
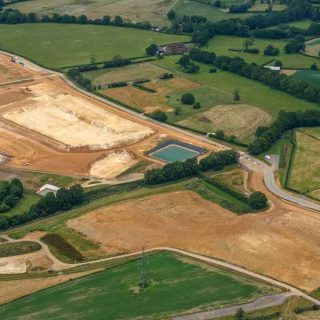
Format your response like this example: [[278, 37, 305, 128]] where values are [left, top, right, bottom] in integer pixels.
[[0, 53, 221, 179]]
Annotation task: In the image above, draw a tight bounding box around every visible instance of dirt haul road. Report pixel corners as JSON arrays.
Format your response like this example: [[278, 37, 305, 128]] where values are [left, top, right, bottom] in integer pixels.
[[0, 52, 222, 177]]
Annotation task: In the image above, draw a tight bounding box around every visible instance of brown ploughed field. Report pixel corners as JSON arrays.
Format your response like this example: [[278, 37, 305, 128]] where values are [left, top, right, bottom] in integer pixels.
[[68, 172, 320, 291]]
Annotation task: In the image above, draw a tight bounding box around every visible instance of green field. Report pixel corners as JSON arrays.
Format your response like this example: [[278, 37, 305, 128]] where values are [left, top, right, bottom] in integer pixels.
[[166, 86, 234, 123], [0, 251, 278, 319], [8, 0, 175, 25], [291, 70, 320, 87], [154, 56, 318, 118], [0, 241, 41, 257], [173, 0, 253, 23], [208, 35, 320, 68], [0, 24, 188, 69], [2, 191, 40, 218], [287, 129, 320, 200]]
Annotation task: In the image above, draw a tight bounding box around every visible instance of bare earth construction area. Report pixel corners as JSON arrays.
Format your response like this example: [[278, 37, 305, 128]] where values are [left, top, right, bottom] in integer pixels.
[[1, 83, 154, 151]]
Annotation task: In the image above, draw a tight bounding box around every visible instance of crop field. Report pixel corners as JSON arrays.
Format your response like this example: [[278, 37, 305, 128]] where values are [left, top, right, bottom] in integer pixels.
[[178, 104, 271, 139], [154, 57, 318, 118], [287, 129, 320, 200], [0, 24, 188, 69], [8, 0, 176, 25], [305, 37, 320, 57], [85, 63, 167, 86], [0, 252, 277, 320], [290, 70, 320, 87], [102, 77, 200, 113], [208, 35, 320, 68], [66, 182, 320, 292], [173, 0, 253, 23]]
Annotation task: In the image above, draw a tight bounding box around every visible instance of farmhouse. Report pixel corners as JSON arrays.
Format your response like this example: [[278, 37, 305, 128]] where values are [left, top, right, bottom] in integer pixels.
[[37, 184, 60, 197], [157, 43, 189, 56]]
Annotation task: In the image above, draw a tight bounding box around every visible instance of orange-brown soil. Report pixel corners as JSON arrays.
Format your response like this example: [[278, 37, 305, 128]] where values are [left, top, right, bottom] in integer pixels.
[[0, 54, 222, 177], [68, 173, 320, 291]]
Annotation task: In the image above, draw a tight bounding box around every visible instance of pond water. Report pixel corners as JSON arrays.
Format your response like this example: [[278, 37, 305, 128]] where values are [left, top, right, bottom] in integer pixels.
[[150, 144, 199, 163]]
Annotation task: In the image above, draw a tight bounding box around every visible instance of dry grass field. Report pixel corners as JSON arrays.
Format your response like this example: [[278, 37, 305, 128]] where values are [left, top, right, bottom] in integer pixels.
[[68, 172, 320, 291], [8, 0, 175, 25], [287, 130, 320, 200], [103, 77, 200, 113], [87, 63, 167, 86], [178, 104, 271, 139], [305, 38, 320, 57]]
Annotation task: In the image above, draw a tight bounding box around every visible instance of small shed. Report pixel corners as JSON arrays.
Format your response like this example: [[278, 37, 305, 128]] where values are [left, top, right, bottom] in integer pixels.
[[37, 184, 60, 197]]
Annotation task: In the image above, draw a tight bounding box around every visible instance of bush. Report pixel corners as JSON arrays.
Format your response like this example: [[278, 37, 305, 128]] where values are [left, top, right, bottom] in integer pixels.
[[0, 204, 10, 213], [108, 81, 128, 88], [243, 48, 259, 54], [311, 63, 318, 70], [181, 93, 195, 105], [215, 130, 225, 139], [193, 102, 201, 109], [264, 45, 280, 56], [146, 43, 158, 56], [248, 192, 268, 209], [150, 110, 168, 122], [209, 68, 217, 73]]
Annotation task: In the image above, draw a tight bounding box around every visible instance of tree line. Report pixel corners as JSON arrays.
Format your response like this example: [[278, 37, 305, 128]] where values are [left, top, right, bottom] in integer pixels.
[[188, 48, 320, 104], [249, 109, 320, 154], [144, 150, 239, 185], [0, 178, 23, 213], [169, 0, 319, 46], [0, 8, 152, 30], [0, 185, 85, 231]]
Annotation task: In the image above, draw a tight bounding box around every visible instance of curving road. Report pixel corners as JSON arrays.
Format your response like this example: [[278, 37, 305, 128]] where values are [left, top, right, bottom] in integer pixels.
[[240, 153, 320, 212]]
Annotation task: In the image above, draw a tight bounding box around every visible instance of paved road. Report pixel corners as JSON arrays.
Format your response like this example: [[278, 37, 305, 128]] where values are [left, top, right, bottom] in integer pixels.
[[174, 292, 293, 320], [240, 153, 320, 212]]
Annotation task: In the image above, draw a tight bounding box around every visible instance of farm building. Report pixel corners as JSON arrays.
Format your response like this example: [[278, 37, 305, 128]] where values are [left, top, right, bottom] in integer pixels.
[[157, 43, 189, 56], [265, 66, 281, 71], [37, 184, 60, 197]]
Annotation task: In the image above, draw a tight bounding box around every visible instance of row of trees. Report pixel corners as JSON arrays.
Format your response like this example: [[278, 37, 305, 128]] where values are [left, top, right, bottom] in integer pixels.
[[0, 8, 152, 30], [0, 185, 85, 231], [249, 109, 320, 154], [144, 150, 239, 185], [188, 47, 320, 104], [66, 68, 93, 91], [173, 0, 318, 45], [0, 178, 23, 213]]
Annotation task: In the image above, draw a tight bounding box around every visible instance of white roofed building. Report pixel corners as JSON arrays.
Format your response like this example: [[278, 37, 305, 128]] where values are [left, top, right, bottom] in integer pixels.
[[37, 184, 60, 197]]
